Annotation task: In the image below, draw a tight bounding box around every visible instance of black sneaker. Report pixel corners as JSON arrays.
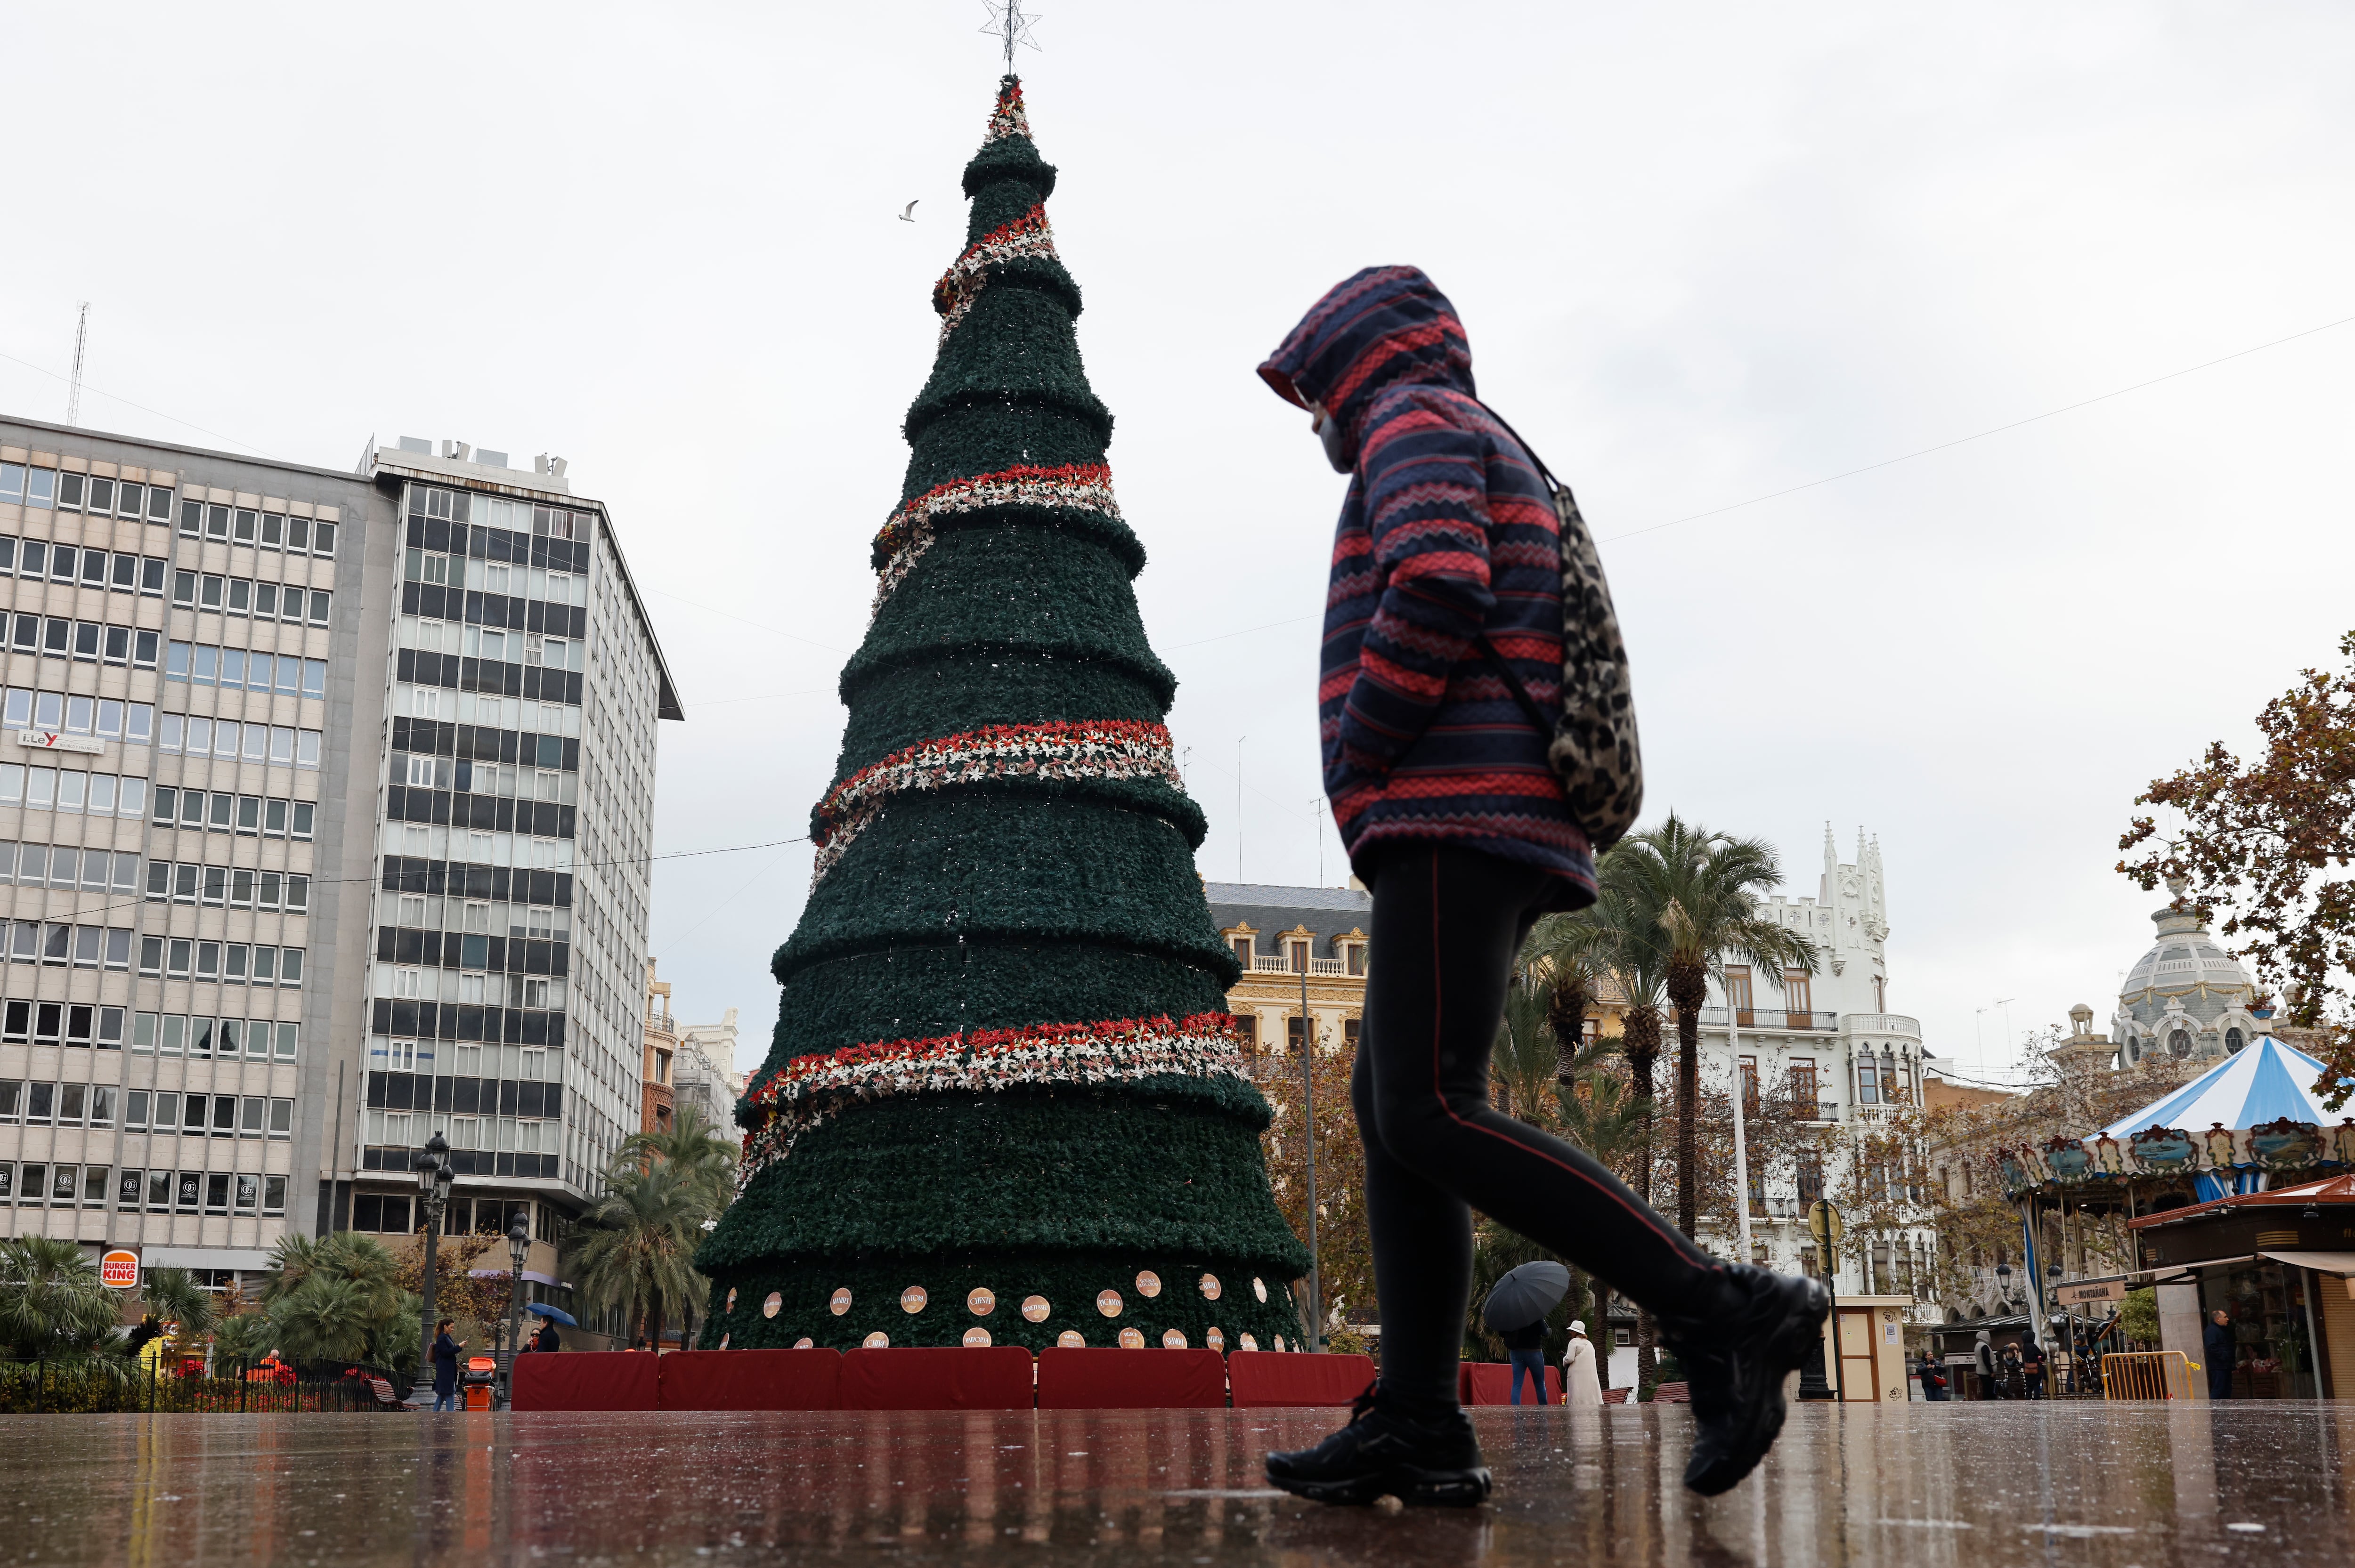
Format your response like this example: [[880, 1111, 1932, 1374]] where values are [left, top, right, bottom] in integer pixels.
[[1264, 1383, 1493, 1507], [1660, 1263, 1831, 1496]]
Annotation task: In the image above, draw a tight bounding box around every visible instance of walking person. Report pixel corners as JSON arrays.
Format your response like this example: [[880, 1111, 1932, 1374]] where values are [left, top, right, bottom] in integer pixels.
[[2204, 1309, 2236, 1401], [1254, 266, 1828, 1508], [2019, 1330, 2047, 1400], [1499, 1315, 1550, 1405], [1916, 1350, 1949, 1402], [430, 1319, 464, 1412], [1561, 1321, 1604, 1408], [532, 1316, 562, 1354], [1973, 1330, 1997, 1399]]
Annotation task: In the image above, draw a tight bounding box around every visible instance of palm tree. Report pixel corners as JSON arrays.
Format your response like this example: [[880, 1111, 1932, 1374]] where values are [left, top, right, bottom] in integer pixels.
[[1491, 973, 1562, 1124], [0, 1237, 122, 1356], [137, 1266, 217, 1345], [621, 1103, 739, 1206], [268, 1276, 377, 1363], [1612, 815, 1818, 1238], [573, 1158, 706, 1350], [1521, 911, 1613, 1087]]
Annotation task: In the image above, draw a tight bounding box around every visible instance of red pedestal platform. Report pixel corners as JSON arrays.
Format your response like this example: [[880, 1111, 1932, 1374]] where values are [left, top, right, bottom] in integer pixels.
[[659, 1348, 842, 1411], [1226, 1350, 1376, 1408], [1459, 1361, 1563, 1405], [837, 1345, 1037, 1410], [511, 1351, 658, 1412], [1036, 1347, 1227, 1409]]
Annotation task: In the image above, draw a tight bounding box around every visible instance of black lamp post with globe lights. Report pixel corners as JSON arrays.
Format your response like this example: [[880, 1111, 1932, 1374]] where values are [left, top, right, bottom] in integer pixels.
[[407, 1133, 455, 1408], [501, 1213, 530, 1406]]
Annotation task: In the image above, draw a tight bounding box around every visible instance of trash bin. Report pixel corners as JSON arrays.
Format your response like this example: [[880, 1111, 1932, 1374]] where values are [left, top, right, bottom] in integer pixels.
[[463, 1355, 498, 1411]]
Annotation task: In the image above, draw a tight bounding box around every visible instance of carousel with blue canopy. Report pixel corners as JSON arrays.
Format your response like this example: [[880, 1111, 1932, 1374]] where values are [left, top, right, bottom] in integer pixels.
[[2000, 1023, 2355, 1206]]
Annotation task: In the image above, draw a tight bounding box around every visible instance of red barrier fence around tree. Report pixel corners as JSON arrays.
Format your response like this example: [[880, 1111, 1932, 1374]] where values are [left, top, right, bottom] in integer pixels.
[[1227, 1350, 1376, 1408], [658, 1349, 842, 1412], [508, 1346, 1383, 1414], [511, 1351, 658, 1412], [1036, 1347, 1228, 1409], [1460, 1361, 1564, 1405], [837, 1345, 1037, 1411]]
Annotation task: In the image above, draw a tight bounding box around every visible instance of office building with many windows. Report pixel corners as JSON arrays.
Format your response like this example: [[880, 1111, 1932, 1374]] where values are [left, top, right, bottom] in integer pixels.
[[0, 419, 677, 1301]]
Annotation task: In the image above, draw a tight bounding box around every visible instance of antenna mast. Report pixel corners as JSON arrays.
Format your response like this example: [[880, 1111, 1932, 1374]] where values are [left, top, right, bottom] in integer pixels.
[[66, 303, 89, 427]]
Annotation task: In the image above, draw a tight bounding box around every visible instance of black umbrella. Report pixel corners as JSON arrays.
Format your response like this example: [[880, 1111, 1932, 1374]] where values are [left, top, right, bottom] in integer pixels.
[[1481, 1261, 1571, 1331]]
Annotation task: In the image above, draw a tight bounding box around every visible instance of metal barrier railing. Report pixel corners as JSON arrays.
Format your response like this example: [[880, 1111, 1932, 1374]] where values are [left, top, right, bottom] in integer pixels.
[[2101, 1350, 2196, 1400]]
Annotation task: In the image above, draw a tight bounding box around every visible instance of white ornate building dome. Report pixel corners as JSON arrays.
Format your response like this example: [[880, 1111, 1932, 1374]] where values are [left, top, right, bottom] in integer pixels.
[[2111, 878, 2259, 1066]]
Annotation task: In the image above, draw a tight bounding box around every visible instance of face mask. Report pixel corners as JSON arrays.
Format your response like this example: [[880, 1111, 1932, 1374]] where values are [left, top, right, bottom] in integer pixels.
[[1317, 409, 1352, 474]]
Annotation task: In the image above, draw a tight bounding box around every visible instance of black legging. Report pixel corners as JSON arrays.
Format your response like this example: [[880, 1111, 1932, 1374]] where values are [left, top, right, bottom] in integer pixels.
[[1352, 843, 1725, 1412]]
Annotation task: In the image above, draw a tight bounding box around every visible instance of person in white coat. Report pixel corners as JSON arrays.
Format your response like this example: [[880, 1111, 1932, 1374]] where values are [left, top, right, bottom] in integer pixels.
[[1561, 1320, 1604, 1407]]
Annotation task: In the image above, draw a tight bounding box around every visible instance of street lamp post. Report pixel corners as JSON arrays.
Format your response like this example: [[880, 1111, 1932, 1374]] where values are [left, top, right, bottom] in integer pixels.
[[409, 1133, 455, 1408], [1298, 959, 1322, 1349], [502, 1214, 530, 1407]]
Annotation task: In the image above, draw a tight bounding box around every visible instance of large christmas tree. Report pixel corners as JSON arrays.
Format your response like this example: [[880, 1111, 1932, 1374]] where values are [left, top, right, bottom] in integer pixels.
[[697, 78, 1309, 1356]]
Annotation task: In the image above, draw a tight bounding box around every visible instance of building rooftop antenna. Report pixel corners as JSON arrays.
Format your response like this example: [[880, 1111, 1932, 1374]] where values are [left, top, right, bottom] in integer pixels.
[[979, 0, 1042, 69], [65, 303, 89, 427]]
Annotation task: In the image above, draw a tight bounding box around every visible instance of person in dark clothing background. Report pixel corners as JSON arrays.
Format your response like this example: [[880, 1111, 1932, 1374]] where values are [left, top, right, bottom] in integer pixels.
[[1254, 266, 1828, 1510], [1499, 1317, 1550, 1406], [2204, 1309, 2236, 1400], [430, 1319, 464, 1412], [532, 1317, 561, 1354]]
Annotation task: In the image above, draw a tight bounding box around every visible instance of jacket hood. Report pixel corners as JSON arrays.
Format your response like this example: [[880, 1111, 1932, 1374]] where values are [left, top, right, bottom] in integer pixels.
[[1258, 266, 1474, 454]]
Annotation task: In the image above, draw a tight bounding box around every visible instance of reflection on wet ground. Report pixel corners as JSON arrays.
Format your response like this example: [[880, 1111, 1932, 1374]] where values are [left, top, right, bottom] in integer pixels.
[[13, 1402, 2353, 1566]]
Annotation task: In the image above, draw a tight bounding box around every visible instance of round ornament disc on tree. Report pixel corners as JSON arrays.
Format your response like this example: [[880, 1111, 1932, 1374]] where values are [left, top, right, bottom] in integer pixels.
[[1096, 1290, 1122, 1317], [1057, 1330, 1085, 1349], [964, 1327, 992, 1347], [863, 1332, 890, 1349], [901, 1286, 928, 1314], [1119, 1328, 1145, 1349], [1136, 1271, 1161, 1297], [1022, 1295, 1051, 1323], [968, 1287, 996, 1316]]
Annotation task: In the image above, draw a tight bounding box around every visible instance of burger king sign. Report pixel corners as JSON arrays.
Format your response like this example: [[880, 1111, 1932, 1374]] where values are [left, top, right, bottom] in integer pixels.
[[99, 1249, 139, 1290]]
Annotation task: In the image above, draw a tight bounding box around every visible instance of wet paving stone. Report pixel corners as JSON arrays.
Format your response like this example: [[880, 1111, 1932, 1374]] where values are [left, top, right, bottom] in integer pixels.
[[8, 1401, 2352, 1566]]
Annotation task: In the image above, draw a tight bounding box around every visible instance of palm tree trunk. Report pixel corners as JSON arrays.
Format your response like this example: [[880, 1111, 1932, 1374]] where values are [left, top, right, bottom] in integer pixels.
[[1548, 978, 1592, 1088], [1619, 1002, 1663, 1394], [1667, 954, 1707, 1240]]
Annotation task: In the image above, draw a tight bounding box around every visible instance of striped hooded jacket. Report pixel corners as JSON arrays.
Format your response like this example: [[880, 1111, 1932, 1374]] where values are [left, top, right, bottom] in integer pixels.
[[1259, 266, 1593, 902]]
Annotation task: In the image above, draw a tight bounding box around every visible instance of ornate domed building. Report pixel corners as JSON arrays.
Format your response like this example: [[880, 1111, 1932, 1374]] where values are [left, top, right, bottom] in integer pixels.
[[2110, 877, 2264, 1066]]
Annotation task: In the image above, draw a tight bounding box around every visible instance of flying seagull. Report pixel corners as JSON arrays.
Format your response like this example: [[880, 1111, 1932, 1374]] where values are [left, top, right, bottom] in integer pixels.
[[899, 200, 918, 223]]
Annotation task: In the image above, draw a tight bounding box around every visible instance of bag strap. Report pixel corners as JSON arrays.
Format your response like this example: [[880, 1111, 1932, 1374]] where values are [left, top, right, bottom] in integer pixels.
[[1463, 395, 1570, 737]]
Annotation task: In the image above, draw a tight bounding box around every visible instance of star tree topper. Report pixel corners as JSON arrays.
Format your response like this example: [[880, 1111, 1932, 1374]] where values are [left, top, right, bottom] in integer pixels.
[[980, 0, 1042, 69]]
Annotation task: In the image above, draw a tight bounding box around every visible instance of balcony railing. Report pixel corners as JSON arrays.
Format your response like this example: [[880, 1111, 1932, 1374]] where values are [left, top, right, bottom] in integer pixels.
[[1248, 954, 1357, 977], [1689, 1007, 1838, 1032]]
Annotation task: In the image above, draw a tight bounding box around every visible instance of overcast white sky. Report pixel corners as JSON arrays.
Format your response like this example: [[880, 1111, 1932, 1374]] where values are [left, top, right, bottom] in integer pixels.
[[3, 3, 2350, 1083]]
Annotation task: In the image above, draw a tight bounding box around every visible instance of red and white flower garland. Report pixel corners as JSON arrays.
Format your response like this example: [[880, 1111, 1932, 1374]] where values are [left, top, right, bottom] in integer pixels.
[[868, 460, 1120, 616], [810, 719, 1180, 884], [985, 78, 1032, 144], [738, 1011, 1245, 1185], [932, 202, 1058, 346]]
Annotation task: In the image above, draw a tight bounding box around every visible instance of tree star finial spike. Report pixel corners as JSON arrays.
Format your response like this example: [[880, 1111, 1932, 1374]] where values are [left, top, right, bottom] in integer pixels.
[[978, 0, 1042, 70]]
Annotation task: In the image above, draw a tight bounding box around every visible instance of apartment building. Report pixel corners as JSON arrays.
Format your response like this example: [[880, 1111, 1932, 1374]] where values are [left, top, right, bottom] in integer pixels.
[[0, 419, 677, 1297]]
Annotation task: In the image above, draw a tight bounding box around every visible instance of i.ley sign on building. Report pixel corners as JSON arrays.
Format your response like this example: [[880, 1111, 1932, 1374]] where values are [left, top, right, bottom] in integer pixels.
[[17, 730, 103, 755]]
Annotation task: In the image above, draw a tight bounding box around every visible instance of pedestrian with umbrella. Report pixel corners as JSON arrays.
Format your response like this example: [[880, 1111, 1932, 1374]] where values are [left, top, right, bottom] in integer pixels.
[[528, 1303, 575, 1354], [1485, 1262, 1568, 1406]]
